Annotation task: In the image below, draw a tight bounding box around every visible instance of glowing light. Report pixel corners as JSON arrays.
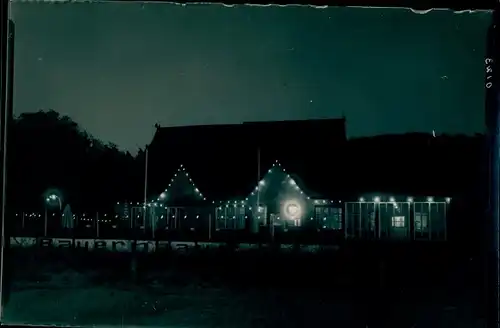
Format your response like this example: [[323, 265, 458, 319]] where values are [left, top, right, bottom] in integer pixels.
[[282, 199, 302, 220], [389, 197, 395, 202], [407, 197, 413, 203], [287, 204, 299, 216], [374, 196, 380, 203], [445, 197, 451, 203], [427, 197, 434, 202], [359, 197, 365, 202]]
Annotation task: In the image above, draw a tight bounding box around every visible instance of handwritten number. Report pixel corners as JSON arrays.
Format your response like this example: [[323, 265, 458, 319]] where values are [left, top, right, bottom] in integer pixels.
[[486, 58, 494, 89]]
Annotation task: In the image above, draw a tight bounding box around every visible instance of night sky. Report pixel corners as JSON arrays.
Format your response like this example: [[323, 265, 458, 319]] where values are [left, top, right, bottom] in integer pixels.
[[11, 3, 490, 153]]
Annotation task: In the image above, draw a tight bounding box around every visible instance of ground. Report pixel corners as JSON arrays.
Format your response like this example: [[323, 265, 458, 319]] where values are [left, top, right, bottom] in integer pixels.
[[2, 245, 486, 328]]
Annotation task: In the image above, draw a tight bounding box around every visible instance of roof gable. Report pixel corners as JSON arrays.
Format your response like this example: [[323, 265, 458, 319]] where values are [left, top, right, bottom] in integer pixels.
[[155, 164, 206, 205], [245, 161, 311, 202], [217, 160, 313, 205]]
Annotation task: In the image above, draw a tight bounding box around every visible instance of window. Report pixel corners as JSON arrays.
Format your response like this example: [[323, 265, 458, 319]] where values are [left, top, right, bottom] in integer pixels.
[[216, 206, 246, 230], [414, 213, 428, 231], [315, 206, 342, 229], [391, 216, 405, 228], [369, 211, 376, 231], [215, 207, 226, 230]]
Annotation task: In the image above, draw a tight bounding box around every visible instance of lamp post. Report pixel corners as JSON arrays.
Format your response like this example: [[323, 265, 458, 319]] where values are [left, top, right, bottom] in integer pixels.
[[47, 194, 62, 211], [143, 146, 148, 235], [44, 194, 62, 237]]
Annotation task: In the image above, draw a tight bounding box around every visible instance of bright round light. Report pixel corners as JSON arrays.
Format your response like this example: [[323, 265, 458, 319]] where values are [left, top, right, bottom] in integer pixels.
[[374, 196, 380, 203], [286, 204, 299, 216], [282, 200, 302, 220]]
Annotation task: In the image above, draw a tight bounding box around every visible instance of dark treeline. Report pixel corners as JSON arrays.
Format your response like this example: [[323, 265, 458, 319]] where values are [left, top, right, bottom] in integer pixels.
[[8, 110, 486, 244], [9, 110, 144, 213]]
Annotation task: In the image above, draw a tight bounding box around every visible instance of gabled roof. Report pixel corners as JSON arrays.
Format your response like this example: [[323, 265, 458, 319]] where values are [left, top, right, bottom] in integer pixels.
[[152, 164, 206, 205], [219, 160, 316, 202], [147, 118, 347, 202]]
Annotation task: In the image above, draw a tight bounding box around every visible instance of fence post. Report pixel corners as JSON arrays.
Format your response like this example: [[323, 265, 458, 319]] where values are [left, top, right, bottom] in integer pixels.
[[96, 212, 99, 238], [208, 213, 212, 241]]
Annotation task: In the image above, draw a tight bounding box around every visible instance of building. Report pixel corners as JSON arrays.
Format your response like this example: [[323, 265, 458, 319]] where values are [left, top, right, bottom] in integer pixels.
[[345, 193, 450, 241], [214, 160, 344, 236], [113, 119, 452, 243], [124, 118, 347, 241]]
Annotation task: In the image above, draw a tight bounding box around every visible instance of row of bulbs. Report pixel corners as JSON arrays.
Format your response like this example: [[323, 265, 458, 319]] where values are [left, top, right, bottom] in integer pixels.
[[18, 217, 114, 224], [16, 213, 115, 217], [119, 161, 312, 207], [115, 160, 452, 210], [114, 213, 340, 222], [19, 213, 338, 223], [358, 196, 451, 203], [17, 213, 95, 217], [215, 215, 339, 221]]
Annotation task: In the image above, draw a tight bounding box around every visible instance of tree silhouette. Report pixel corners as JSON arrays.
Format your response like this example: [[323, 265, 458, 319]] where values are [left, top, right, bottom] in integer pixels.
[[10, 109, 139, 213]]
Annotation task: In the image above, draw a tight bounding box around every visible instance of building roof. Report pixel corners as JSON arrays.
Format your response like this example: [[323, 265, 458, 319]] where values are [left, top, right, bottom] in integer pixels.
[[147, 118, 347, 202], [141, 123, 483, 204]]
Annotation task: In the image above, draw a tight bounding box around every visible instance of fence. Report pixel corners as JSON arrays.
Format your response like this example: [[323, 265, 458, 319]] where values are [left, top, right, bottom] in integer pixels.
[[11, 211, 347, 245]]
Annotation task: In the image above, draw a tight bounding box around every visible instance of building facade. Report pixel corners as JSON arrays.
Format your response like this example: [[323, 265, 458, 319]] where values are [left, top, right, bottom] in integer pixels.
[[345, 193, 449, 241], [113, 119, 452, 243]]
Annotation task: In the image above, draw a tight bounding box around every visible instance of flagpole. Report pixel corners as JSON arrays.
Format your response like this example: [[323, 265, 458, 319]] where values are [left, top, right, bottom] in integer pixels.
[[152, 211, 155, 239], [44, 206, 47, 237], [257, 147, 260, 205], [256, 147, 261, 235], [131, 146, 147, 282], [143, 146, 148, 234], [208, 213, 212, 241]]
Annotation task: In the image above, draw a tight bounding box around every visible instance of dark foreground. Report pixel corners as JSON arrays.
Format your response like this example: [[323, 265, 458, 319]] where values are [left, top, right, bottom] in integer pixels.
[[3, 242, 485, 328]]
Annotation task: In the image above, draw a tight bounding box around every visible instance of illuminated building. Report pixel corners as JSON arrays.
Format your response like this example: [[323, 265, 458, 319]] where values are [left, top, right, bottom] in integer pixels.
[[114, 119, 451, 242], [345, 193, 450, 241]]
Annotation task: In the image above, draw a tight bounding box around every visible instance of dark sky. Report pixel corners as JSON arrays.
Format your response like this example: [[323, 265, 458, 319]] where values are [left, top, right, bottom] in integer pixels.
[[11, 3, 490, 153]]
